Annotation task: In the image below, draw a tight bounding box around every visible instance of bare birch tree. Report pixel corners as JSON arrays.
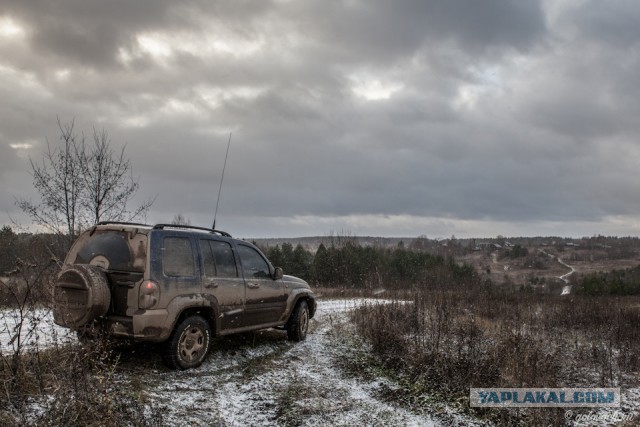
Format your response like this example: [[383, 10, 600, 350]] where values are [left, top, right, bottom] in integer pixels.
[[76, 126, 153, 225], [16, 119, 83, 241], [16, 118, 154, 244]]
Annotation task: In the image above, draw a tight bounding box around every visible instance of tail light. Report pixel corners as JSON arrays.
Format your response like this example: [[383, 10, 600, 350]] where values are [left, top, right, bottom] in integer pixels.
[[139, 280, 160, 309]]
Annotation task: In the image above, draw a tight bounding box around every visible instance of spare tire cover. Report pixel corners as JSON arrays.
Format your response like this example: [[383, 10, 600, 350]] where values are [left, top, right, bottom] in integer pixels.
[[54, 264, 111, 328]]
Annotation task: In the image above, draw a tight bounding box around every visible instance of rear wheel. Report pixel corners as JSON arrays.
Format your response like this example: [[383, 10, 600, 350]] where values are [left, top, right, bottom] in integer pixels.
[[287, 300, 309, 342], [163, 315, 211, 370]]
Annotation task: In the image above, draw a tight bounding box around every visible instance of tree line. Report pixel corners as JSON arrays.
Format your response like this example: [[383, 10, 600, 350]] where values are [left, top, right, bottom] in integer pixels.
[[259, 240, 479, 290]]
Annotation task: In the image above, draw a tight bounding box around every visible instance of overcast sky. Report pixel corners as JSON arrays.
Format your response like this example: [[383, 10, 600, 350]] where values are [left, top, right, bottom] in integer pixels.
[[1, 0, 640, 238]]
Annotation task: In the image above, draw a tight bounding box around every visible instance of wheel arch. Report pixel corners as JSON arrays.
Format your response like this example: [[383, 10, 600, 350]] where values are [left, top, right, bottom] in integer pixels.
[[288, 292, 316, 319], [158, 297, 219, 341], [172, 306, 217, 336]]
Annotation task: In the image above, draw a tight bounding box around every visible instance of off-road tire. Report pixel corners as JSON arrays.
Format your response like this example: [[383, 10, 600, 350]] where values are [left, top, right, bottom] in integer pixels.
[[54, 264, 111, 328], [163, 315, 212, 370], [287, 300, 309, 342]]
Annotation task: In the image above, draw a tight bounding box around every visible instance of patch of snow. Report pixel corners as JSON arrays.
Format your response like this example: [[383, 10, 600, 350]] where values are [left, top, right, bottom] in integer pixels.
[[0, 308, 76, 353]]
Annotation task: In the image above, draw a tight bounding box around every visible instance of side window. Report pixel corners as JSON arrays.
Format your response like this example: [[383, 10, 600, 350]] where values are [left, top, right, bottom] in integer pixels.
[[212, 241, 238, 277], [200, 240, 238, 278], [163, 237, 195, 277], [237, 245, 270, 278], [201, 240, 217, 277]]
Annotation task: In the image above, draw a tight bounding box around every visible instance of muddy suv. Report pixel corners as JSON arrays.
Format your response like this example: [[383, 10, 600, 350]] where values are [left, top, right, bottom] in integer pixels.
[[53, 222, 316, 369]]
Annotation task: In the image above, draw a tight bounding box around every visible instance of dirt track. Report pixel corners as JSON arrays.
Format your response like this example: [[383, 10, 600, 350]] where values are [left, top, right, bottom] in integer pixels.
[[147, 299, 443, 426]]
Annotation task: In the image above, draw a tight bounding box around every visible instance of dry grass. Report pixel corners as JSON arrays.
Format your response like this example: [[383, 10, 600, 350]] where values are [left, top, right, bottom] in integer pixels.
[[313, 286, 423, 301], [351, 285, 640, 426], [0, 262, 161, 426], [0, 328, 162, 426]]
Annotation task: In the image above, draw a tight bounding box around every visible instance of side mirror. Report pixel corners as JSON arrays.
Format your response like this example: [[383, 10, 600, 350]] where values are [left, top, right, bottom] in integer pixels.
[[273, 267, 284, 280]]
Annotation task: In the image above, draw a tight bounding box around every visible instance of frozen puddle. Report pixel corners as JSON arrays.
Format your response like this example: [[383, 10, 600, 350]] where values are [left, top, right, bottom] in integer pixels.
[[150, 298, 440, 426]]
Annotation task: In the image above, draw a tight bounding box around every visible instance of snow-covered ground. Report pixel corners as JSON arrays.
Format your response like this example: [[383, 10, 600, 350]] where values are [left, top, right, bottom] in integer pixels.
[[6, 300, 437, 425], [0, 308, 75, 353], [7, 299, 638, 426], [147, 298, 443, 426]]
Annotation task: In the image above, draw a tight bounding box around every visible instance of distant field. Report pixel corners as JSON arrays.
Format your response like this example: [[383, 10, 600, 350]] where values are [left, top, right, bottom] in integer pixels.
[[459, 244, 640, 291]]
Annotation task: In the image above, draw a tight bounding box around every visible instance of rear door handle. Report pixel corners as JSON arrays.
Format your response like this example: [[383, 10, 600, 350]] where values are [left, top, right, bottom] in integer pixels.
[[204, 282, 218, 289], [247, 283, 260, 289]]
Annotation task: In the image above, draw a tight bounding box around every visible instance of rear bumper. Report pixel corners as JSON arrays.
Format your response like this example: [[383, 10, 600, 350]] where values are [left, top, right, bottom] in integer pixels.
[[99, 310, 171, 342]]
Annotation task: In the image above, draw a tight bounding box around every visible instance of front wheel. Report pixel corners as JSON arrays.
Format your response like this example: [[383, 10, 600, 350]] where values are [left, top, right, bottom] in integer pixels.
[[163, 315, 211, 370], [287, 300, 309, 342]]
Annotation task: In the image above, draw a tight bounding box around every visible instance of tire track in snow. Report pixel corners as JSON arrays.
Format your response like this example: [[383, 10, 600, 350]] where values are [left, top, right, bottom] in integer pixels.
[[150, 299, 441, 426]]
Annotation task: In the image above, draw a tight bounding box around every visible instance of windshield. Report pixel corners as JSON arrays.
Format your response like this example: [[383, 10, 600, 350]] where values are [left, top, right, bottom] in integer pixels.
[[66, 230, 147, 272]]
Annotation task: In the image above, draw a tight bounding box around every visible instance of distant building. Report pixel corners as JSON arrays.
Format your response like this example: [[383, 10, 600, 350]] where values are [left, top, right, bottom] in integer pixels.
[[475, 242, 502, 250]]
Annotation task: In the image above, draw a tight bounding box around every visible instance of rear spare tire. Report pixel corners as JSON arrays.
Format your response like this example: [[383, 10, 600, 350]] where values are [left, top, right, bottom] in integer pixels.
[[54, 264, 111, 328]]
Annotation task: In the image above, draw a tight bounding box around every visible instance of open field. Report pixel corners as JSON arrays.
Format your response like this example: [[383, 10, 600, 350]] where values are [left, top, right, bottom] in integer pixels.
[[458, 242, 640, 292]]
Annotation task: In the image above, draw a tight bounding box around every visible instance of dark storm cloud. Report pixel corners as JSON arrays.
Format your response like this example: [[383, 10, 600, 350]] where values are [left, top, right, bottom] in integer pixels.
[[2, 0, 640, 237], [4, 0, 200, 68], [282, 0, 545, 65], [565, 0, 640, 48]]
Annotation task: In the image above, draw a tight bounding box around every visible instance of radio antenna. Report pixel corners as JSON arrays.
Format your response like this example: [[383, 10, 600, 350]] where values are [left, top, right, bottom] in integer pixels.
[[213, 132, 232, 230]]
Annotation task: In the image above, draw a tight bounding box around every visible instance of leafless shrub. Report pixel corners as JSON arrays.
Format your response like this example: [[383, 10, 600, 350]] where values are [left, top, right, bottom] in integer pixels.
[[0, 255, 57, 406], [0, 254, 160, 426], [1, 322, 161, 425], [34, 337, 160, 426], [352, 285, 640, 425]]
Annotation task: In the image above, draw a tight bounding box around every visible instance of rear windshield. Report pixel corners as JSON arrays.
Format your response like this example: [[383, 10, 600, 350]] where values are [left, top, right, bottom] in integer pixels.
[[66, 230, 147, 272]]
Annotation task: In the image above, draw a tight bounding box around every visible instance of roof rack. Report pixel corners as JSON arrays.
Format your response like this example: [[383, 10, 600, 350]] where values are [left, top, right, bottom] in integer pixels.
[[97, 221, 151, 227], [152, 224, 232, 237]]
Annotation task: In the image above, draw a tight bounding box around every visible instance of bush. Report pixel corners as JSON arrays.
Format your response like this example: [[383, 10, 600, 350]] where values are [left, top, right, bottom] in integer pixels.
[[576, 266, 640, 295], [0, 243, 160, 426], [0, 311, 161, 426]]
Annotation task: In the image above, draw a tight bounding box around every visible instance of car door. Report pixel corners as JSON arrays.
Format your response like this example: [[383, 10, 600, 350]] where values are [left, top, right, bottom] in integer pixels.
[[199, 238, 245, 330], [236, 243, 286, 327], [151, 233, 201, 307]]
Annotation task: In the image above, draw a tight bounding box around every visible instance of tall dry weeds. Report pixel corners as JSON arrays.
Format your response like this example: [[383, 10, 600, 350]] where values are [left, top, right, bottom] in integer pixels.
[[0, 257, 160, 426], [352, 285, 640, 425]]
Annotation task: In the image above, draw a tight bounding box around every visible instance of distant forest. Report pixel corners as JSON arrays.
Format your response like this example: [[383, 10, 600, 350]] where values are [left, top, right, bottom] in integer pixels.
[[257, 240, 477, 290], [256, 236, 640, 295], [2, 225, 640, 298]]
